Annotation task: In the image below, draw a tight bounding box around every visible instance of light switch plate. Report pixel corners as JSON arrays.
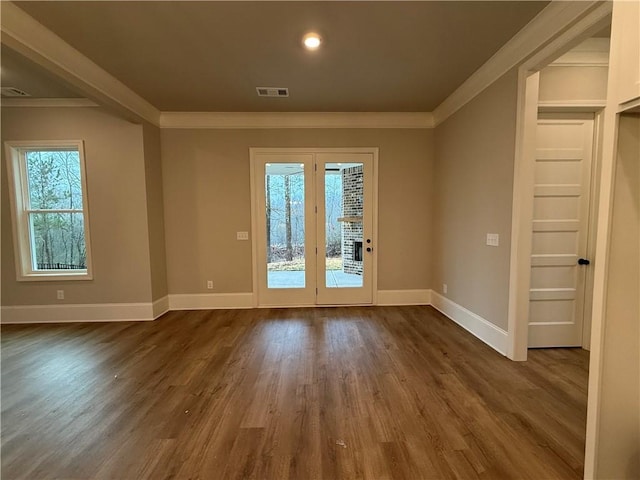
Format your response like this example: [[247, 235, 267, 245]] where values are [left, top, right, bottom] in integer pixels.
[[486, 233, 499, 247], [237, 231, 249, 241]]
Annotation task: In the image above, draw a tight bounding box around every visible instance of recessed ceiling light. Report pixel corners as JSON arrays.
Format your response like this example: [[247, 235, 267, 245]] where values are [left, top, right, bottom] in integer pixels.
[[303, 32, 322, 50]]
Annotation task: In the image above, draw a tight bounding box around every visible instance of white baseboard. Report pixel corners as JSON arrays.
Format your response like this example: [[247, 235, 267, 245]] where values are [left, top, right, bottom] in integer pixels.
[[0, 302, 155, 324], [377, 289, 432, 306], [168, 293, 254, 310], [152, 295, 170, 319], [430, 291, 508, 356], [0, 293, 248, 324], [0, 289, 510, 360]]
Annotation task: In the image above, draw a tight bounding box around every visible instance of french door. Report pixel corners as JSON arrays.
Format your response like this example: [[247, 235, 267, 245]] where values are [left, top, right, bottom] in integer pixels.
[[251, 148, 376, 307]]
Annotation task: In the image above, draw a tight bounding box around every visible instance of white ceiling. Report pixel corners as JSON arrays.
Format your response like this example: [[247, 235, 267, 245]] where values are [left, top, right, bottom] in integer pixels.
[[4, 1, 550, 112]]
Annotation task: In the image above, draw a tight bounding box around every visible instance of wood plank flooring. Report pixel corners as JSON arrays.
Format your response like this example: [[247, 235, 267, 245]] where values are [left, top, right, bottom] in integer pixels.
[[1, 306, 589, 479]]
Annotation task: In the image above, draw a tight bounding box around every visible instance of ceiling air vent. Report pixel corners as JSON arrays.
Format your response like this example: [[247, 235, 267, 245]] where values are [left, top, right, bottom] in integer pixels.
[[256, 87, 289, 98], [1, 87, 31, 98]]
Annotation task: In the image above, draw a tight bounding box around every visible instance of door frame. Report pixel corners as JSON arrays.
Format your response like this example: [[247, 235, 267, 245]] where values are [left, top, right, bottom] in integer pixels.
[[249, 147, 379, 308], [507, 3, 612, 361]]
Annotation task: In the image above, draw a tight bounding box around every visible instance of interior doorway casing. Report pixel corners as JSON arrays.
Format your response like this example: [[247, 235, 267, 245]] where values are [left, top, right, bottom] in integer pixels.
[[507, 4, 612, 362], [249, 147, 379, 308]]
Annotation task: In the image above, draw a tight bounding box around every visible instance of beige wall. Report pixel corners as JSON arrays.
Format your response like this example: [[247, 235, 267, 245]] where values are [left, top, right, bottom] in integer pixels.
[[433, 68, 518, 330], [596, 113, 639, 479], [142, 121, 168, 301], [538, 65, 608, 104], [1, 107, 153, 305], [161, 128, 434, 294]]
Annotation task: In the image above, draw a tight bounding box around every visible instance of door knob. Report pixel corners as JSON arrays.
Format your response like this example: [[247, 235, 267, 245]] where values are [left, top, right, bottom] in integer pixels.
[[366, 247, 372, 252], [578, 258, 590, 265]]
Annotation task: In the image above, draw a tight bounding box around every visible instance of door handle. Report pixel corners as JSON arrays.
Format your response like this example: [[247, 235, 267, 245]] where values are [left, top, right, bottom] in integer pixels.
[[366, 247, 372, 252], [578, 258, 590, 265]]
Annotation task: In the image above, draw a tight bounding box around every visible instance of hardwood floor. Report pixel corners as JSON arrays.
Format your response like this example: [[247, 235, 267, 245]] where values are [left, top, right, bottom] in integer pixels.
[[1, 306, 589, 479]]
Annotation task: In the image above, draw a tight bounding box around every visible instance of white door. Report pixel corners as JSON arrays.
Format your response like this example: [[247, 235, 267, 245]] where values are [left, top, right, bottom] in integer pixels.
[[528, 114, 595, 347], [251, 149, 376, 307], [253, 153, 316, 306], [316, 153, 374, 304]]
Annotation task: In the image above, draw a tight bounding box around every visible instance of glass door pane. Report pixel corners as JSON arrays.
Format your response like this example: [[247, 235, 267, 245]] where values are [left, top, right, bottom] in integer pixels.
[[253, 150, 373, 307], [325, 163, 363, 289], [316, 152, 373, 305], [265, 163, 306, 289]]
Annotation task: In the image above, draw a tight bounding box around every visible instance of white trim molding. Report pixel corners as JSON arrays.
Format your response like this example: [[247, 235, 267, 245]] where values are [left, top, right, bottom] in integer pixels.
[[549, 37, 610, 67], [160, 112, 434, 129], [507, 1, 612, 362], [430, 291, 508, 356], [585, 2, 639, 476], [538, 100, 607, 113], [376, 289, 431, 306], [0, 289, 509, 363], [152, 296, 170, 319], [0, 1, 160, 125], [168, 293, 254, 310], [432, 1, 607, 126], [1, 302, 156, 324]]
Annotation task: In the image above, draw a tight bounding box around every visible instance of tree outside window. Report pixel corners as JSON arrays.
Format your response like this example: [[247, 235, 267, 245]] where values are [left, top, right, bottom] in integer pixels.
[[5, 141, 93, 281]]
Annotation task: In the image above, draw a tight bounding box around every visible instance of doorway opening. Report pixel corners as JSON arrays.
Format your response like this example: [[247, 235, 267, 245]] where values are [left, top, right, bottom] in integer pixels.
[[507, 9, 612, 361], [250, 148, 378, 307]]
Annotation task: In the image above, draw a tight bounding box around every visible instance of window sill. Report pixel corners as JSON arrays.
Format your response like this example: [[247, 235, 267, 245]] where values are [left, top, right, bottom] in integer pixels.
[[17, 271, 93, 282]]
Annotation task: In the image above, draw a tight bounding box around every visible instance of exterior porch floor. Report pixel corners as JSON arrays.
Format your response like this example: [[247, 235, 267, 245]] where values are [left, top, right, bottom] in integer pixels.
[[267, 269, 363, 289]]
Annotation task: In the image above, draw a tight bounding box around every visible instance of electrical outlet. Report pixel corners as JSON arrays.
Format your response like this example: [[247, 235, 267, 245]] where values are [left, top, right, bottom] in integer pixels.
[[206, 280, 213, 290], [443, 284, 448, 294], [56, 290, 64, 300]]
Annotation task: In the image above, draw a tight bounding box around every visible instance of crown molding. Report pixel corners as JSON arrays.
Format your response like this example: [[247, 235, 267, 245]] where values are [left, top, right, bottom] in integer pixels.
[[1, 98, 99, 108], [160, 111, 435, 129], [0, 1, 160, 125], [550, 37, 610, 67], [537, 100, 607, 113], [432, 1, 609, 127], [1, 1, 610, 129]]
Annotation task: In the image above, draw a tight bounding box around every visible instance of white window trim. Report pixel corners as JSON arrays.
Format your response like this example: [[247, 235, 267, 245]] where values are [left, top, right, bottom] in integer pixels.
[[5, 140, 94, 281]]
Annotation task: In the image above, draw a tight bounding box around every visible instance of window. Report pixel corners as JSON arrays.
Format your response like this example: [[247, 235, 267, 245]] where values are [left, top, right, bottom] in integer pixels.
[[5, 141, 93, 281]]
